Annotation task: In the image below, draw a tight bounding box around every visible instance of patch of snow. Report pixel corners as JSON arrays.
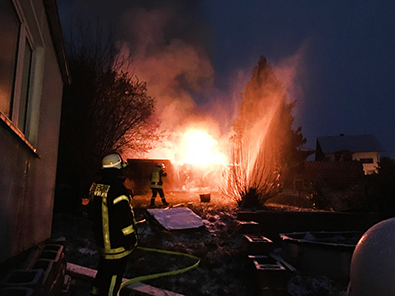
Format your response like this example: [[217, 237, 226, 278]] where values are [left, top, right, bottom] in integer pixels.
[[78, 247, 97, 256]]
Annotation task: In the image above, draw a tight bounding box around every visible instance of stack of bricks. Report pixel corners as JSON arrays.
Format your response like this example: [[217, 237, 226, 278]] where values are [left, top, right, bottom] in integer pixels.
[[242, 234, 295, 295], [248, 254, 290, 296], [0, 242, 69, 296]]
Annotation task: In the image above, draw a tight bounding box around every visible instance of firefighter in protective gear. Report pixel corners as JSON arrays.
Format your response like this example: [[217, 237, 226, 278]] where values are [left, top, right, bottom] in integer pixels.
[[89, 153, 138, 296], [150, 163, 169, 207]]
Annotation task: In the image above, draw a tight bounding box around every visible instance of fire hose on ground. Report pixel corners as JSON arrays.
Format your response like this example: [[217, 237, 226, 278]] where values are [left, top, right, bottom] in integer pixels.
[[118, 246, 201, 295]]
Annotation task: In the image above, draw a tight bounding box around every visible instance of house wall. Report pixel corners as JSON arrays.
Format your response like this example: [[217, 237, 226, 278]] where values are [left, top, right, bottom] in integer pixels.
[[325, 153, 335, 162], [0, 0, 65, 264], [352, 152, 380, 175]]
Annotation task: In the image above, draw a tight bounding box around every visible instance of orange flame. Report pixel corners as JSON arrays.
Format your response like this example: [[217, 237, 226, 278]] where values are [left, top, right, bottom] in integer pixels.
[[178, 129, 227, 166]]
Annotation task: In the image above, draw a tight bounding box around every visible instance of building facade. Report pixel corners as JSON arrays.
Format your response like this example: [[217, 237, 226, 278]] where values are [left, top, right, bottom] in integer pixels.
[[0, 0, 69, 264], [315, 134, 383, 175]]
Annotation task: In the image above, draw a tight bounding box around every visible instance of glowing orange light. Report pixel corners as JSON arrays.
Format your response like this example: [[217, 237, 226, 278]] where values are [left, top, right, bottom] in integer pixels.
[[179, 129, 227, 165]]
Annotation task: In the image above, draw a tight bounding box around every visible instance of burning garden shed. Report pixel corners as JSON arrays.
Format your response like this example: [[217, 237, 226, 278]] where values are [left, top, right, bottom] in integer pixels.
[[125, 158, 228, 198]]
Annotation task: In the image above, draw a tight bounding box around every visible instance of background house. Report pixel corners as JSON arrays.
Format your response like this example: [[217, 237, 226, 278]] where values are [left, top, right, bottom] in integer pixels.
[[315, 134, 384, 175], [0, 0, 69, 268]]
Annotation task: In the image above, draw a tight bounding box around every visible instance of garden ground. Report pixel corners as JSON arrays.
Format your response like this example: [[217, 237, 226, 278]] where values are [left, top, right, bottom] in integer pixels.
[[51, 191, 348, 295]]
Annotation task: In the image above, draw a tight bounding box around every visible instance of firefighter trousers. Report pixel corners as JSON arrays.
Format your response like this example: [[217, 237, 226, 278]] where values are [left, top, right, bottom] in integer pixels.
[[91, 255, 129, 296]]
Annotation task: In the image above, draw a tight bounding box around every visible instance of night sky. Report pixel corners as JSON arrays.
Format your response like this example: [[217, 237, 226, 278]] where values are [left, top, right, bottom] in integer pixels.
[[58, 0, 395, 158]]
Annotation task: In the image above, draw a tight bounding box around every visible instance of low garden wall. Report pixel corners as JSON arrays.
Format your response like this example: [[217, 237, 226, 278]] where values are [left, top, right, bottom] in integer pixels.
[[237, 210, 380, 239]]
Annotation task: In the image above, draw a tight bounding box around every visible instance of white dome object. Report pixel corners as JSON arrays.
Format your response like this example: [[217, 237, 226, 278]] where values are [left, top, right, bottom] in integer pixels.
[[349, 218, 395, 296]]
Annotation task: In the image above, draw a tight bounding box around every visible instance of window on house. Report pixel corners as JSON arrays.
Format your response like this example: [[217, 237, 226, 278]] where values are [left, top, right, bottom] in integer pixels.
[[0, 0, 21, 117], [0, 0, 35, 135], [18, 37, 33, 133], [360, 158, 374, 164]]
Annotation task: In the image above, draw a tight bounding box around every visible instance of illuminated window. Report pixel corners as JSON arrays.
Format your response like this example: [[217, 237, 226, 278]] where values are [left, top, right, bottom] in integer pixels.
[[0, 0, 35, 135]]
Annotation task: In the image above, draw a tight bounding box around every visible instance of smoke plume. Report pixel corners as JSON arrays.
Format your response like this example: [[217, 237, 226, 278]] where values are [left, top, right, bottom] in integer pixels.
[[63, 0, 306, 170]]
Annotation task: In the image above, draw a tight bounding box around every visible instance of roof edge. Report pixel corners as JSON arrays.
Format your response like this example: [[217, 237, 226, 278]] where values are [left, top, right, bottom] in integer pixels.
[[43, 0, 71, 85]]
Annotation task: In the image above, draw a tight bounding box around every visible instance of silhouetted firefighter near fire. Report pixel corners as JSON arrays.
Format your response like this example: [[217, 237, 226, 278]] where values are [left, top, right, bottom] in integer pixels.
[[149, 163, 169, 207]]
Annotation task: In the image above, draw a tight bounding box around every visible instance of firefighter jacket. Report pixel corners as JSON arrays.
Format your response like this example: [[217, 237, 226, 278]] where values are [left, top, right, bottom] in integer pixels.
[[89, 168, 138, 260], [150, 167, 167, 189]]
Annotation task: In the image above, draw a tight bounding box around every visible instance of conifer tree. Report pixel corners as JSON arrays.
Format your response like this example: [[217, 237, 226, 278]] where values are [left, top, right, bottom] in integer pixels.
[[229, 56, 306, 207]]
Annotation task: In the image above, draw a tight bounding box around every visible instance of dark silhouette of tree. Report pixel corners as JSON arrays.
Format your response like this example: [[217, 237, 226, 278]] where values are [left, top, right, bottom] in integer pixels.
[[228, 56, 306, 208], [368, 157, 395, 219], [55, 23, 158, 211]]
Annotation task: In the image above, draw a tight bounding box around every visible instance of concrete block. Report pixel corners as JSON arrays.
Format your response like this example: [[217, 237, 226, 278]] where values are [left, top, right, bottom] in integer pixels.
[[238, 220, 260, 234], [40, 244, 64, 262], [32, 259, 56, 295], [43, 244, 64, 253], [60, 275, 72, 296], [248, 255, 288, 290], [32, 259, 54, 284], [21, 246, 43, 270], [49, 261, 66, 296], [0, 269, 44, 295], [0, 287, 34, 296], [244, 235, 274, 255], [40, 244, 66, 276]]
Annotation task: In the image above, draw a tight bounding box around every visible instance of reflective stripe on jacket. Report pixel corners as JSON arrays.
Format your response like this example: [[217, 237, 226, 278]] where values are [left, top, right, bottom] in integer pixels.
[[150, 168, 167, 189], [90, 180, 138, 260]]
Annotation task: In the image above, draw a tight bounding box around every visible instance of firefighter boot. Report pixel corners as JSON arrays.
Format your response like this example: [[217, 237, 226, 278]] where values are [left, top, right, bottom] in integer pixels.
[[162, 198, 169, 206], [150, 199, 155, 207]]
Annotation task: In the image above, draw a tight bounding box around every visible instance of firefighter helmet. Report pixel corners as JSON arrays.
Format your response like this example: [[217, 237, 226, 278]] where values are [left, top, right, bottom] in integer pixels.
[[102, 153, 126, 169], [156, 163, 165, 169]]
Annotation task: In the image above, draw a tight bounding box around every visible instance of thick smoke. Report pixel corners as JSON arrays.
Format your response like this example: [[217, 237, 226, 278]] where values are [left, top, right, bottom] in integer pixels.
[[113, 1, 229, 161], [62, 0, 306, 166], [118, 2, 214, 130]]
